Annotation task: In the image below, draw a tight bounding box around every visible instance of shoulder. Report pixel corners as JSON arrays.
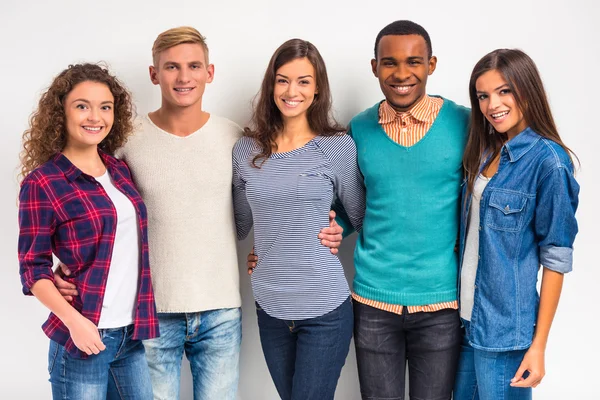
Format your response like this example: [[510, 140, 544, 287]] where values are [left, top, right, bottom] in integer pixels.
[[439, 97, 470, 121], [349, 103, 381, 126], [233, 136, 259, 158], [206, 115, 244, 139], [536, 137, 576, 175], [314, 133, 357, 164]]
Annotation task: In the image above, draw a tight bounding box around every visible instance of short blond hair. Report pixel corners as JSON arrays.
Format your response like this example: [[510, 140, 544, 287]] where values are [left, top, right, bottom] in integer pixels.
[[152, 26, 209, 66]]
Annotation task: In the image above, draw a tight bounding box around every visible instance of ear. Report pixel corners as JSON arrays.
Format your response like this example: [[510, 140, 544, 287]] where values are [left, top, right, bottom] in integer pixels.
[[371, 58, 378, 78], [428, 56, 438, 75], [206, 64, 215, 83], [149, 65, 159, 85]]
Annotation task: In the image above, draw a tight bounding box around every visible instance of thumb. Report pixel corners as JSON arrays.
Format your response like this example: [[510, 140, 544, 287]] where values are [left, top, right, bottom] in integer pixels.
[[512, 363, 528, 382], [329, 210, 337, 221]]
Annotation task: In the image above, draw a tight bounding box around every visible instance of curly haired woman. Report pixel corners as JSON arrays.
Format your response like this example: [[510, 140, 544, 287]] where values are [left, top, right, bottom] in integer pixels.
[[18, 63, 159, 399]]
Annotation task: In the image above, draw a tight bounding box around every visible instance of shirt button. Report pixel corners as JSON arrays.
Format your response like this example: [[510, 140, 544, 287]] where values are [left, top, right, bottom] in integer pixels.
[[504, 205, 510, 212], [479, 225, 482, 231]]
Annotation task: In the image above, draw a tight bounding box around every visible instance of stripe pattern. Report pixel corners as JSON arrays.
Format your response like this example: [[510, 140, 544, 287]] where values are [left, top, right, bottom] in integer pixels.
[[233, 134, 365, 320], [379, 95, 443, 147], [352, 95, 458, 314]]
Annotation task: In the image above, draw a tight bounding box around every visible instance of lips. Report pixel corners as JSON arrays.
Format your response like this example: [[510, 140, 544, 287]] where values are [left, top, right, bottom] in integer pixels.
[[490, 110, 509, 122], [389, 84, 415, 95], [281, 99, 302, 108], [174, 87, 194, 93], [82, 126, 103, 133]]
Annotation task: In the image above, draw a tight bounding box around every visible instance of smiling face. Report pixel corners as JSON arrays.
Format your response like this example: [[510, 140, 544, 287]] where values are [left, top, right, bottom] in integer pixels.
[[371, 34, 436, 112], [475, 69, 527, 139], [150, 43, 214, 109], [63, 81, 114, 152], [273, 57, 318, 123]]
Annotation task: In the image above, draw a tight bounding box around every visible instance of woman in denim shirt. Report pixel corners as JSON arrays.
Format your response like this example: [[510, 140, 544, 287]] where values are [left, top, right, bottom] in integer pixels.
[[453, 49, 579, 400]]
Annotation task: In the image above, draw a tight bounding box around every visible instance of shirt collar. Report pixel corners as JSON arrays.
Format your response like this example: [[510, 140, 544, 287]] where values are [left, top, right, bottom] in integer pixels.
[[379, 95, 437, 125], [52, 149, 117, 183], [503, 127, 541, 162]]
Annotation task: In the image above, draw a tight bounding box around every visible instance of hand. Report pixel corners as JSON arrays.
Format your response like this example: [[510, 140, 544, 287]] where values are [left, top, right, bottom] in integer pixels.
[[318, 210, 343, 254], [510, 346, 545, 388], [66, 314, 106, 355], [54, 263, 78, 302], [247, 247, 257, 275]]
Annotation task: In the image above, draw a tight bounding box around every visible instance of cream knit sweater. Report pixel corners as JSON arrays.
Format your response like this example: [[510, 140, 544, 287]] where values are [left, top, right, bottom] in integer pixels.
[[117, 114, 243, 312]]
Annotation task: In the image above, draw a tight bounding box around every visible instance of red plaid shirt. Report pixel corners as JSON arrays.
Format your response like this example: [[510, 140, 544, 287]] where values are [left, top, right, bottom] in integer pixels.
[[18, 151, 159, 358]]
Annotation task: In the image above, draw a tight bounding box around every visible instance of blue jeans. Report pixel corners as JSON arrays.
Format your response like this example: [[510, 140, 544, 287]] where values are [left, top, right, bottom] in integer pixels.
[[256, 297, 353, 400], [143, 308, 242, 400], [48, 325, 152, 400], [354, 303, 461, 400], [454, 321, 532, 400]]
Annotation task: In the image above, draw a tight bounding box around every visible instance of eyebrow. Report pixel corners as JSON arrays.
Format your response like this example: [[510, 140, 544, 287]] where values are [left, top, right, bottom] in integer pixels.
[[276, 74, 314, 79], [71, 99, 114, 105], [476, 83, 510, 94], [163, 61, 204, 67]]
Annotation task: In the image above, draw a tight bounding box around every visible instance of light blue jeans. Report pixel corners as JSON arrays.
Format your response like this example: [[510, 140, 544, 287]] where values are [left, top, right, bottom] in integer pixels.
[[143, 308, 242, 400], [454, 320, 532, 400], [48, 325, 152, 400]]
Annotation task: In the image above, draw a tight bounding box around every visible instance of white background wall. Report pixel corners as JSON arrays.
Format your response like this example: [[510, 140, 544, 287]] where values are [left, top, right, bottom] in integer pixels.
[[1, 0, 599, 398]]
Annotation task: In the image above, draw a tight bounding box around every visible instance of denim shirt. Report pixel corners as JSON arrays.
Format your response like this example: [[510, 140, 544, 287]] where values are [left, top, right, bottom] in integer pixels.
[[459, 127, 579, 352]]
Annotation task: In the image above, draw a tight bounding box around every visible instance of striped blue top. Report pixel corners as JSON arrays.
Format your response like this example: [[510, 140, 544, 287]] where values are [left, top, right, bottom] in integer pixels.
[[233, 134, 365, 320]]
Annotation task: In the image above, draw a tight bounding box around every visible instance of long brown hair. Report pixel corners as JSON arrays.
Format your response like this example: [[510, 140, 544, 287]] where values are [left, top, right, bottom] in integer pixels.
[[20, 63, 134, 179], [245, 38, 344, 167], [463, 49, 577, 197]]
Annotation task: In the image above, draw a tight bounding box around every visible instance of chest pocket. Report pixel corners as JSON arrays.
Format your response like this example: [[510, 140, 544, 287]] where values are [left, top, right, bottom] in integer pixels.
[[486, 191, 528, 232], [296, 173, 331, 201]]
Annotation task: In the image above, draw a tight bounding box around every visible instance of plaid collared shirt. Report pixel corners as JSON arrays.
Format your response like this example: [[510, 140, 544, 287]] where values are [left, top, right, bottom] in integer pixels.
[[18, 151, 159, 358]]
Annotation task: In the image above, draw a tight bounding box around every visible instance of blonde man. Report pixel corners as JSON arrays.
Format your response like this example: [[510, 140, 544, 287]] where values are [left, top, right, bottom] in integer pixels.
[[57, 27, 244, 399]]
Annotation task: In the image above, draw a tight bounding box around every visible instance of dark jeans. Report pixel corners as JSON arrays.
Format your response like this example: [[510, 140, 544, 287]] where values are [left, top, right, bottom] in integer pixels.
[[256, 297, 353, 400], [354, 302, 461, 400]]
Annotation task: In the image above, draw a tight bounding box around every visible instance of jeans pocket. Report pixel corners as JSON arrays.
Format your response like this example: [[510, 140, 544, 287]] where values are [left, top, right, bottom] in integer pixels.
[[47, 340, 60, 375]]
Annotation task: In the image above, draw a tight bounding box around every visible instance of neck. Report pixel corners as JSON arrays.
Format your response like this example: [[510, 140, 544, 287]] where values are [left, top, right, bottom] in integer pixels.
[[275, 116, 317, 152], [150, 100, 209, 137], [62, 145, 105, 177]]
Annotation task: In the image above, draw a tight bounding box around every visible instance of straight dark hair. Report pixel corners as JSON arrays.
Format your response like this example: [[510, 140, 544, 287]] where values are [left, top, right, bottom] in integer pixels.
[[463, 48, 577, 198], [245, 38, 343, 167]]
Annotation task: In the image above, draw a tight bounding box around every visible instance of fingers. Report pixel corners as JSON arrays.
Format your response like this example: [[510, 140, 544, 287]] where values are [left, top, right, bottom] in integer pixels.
[[54, 273, 78, 299], [328, 210, 337, 220], [511, 372, 543, 388], [247, 249, 257, 275], [59, 263, 72, 276], [511, 365, 527, 385]]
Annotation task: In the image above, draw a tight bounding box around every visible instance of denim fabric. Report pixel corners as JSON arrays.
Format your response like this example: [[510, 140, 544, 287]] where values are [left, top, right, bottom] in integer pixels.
[[256, 297, 353, 400], [354, 302, 461, 400], [143, 308, 242, 400], [459, 128, 579, 351], [48, 325, 152, 400], [454, 321, 531, 400]]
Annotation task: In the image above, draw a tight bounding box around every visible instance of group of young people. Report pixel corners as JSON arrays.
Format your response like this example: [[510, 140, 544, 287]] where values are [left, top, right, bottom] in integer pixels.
[[17, 20, 579, 400]]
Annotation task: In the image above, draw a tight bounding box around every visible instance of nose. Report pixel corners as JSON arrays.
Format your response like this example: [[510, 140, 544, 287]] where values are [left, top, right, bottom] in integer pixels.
[[177, 67, 191, 83], [488, 93, 501, 110], [286, 82, 298, 97], [87, 107, 100, 122], [393, 63, 411, 81]]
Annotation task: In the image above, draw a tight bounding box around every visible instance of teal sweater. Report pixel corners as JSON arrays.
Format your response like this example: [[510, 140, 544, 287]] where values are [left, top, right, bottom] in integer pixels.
[[342, 97, 469, 305]]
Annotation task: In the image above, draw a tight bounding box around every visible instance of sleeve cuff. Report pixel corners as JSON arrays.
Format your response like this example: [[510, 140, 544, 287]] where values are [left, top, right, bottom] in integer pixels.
[[540, 245, 573, 274]]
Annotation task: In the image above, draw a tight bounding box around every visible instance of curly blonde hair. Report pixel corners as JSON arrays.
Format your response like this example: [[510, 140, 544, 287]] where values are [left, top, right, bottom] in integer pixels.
[[20, 63, 135, 179]]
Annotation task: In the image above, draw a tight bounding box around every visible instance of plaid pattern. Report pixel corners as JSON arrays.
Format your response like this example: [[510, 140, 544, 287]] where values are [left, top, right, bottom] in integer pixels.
[[18, 151, 159, 358]]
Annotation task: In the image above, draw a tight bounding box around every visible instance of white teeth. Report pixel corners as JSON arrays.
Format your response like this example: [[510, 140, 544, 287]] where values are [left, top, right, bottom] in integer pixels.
[[283, 99, 301, 106], [174, 88, 192, 92], [392, 85, 411, 93], [491, 111, 509, 118], [83, 126, 102, 131]]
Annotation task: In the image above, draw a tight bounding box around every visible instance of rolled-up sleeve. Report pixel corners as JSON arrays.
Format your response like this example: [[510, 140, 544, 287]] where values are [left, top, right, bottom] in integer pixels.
[[18, 178, 56, 294], [535, 165, 579, 273]]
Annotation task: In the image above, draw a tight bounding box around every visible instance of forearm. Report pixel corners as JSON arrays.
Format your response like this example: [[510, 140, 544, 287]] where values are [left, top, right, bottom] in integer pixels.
[[30, 279, 81, 327], [531, 267, 564, 350]]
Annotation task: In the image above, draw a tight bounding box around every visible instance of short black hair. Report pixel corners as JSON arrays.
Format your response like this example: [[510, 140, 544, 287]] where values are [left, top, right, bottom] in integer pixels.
[[374, 20, 433, 59]]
